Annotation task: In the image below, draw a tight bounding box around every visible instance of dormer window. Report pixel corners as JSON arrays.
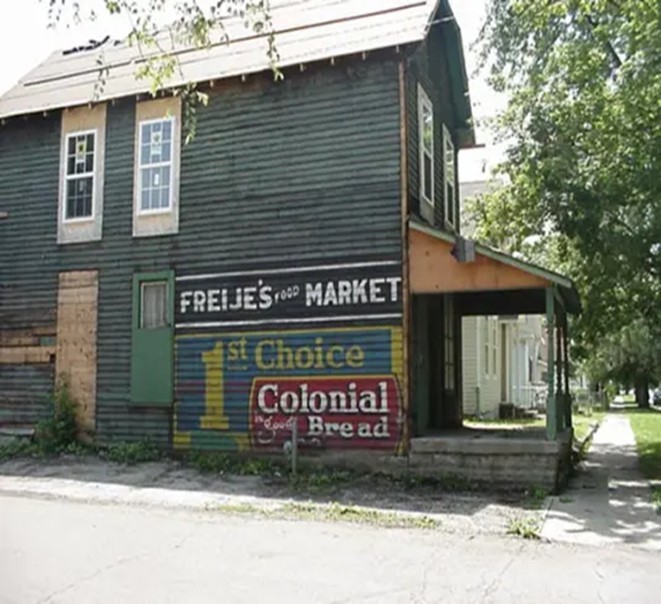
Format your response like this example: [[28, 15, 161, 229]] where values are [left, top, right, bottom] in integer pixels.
[[417, 85, 434, 210]]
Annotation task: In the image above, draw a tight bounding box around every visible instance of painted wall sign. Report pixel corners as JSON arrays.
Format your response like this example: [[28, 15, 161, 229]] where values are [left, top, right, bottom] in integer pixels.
[[174, 327, 404, 452], [175, 260, 402, 329]]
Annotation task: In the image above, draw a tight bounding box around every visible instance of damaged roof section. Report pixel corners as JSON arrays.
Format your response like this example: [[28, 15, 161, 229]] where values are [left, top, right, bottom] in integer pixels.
[[0, 0, 472, 137]]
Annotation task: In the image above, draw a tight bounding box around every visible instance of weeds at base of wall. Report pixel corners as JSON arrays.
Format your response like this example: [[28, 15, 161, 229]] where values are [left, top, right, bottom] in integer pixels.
[[34, 380, 79, 454], [0, 380, 83, 459], [507, 516, 541, 540], [183, 451, 284, 477], [99, 441, 162, 465], [183, 451, 362, 491]]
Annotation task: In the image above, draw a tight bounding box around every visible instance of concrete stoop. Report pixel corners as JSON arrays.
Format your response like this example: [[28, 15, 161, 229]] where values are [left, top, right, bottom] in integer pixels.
[[409, 432, 573, 492]]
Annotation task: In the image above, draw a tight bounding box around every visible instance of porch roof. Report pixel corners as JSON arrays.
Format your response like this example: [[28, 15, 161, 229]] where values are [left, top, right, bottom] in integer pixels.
[[409, 220, 581, 315]]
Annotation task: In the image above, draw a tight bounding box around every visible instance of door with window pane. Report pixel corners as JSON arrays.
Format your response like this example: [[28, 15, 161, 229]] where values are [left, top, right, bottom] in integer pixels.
[[131, 272, 174, 405]]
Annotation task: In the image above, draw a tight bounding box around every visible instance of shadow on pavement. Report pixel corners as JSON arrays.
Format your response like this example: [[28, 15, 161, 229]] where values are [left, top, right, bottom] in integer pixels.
[[543, 414, 661, 551]]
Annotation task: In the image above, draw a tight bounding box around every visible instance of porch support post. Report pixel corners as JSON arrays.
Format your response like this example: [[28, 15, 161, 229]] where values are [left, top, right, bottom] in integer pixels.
[[555, 309, 564, 432], [563, 312, 572, 429], [545, 287, 557, 440]]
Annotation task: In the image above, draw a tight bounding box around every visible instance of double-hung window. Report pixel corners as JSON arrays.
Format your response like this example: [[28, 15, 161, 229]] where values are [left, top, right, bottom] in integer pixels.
[[443, 124, 456, 229], [418, 85, 434, 208], [64, 130, 96, 221], [138, 118, 174, 213]]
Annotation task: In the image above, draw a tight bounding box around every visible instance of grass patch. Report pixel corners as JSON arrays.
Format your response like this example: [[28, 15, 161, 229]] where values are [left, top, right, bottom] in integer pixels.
[[626, 410, 661, 481], [524, 486, 548, 509], [652, 489, 660, 514], [572, 411, 605, 444], [507, 516, 541, 540], [289, 469, 357, 492], [0, 439, 40, 461], [184, 451, 286, 477], [213, 500, 440, 529], [464, 417, 545, 428], [100, 441, 161, 465]]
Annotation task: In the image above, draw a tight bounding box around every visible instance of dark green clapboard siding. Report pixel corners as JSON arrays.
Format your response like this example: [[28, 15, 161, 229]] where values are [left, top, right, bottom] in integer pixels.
[[0, 115, 60, 331], [0, 117, 59, 415], [0, 59, 404, 443], [0, 364, 54, 426], [406, 29, 458, 230]]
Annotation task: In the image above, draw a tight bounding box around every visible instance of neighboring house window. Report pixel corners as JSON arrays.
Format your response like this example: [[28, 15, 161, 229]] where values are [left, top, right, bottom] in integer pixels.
[[483, 317, 498, 378], [483, 318, 490, 376], [58, 104, 107, 244], [138, 118, 174, 214], [418, 85, 434, 208], [443, 124, 456, 228], [133, 98, 181, 238], [64, 131, 96, 221], [491, 320, 498, 377], [444, 296, 455, 390]]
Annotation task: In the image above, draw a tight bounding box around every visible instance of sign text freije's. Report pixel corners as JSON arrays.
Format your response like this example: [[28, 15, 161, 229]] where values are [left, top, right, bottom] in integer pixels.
[[175, 262, 402, 327]]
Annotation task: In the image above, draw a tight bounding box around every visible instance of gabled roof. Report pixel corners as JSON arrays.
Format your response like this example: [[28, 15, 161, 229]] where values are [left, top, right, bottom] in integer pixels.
[[410, 219, 581, 315], [0, 0, 473, 139]]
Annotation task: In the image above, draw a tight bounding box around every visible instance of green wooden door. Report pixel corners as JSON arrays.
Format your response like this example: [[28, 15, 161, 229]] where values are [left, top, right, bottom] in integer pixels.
[[130, 271, 174, 406]]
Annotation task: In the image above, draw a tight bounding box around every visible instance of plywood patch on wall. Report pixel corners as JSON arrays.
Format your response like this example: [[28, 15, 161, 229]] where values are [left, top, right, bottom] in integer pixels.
[[56, 270, 99, 434]]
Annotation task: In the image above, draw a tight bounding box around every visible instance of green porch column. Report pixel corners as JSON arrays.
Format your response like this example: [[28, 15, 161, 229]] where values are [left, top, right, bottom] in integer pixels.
[[563, 313, 572, 429], [546, 287, 557, 440], [555, 310, 564, 433]]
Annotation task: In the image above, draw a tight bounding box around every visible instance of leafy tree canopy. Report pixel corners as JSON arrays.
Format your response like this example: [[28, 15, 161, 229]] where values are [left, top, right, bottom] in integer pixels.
[[470, 0, 661, 403]]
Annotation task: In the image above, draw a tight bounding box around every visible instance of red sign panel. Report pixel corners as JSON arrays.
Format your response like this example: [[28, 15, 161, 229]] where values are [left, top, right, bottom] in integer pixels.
[[249, 376, 402, 450]]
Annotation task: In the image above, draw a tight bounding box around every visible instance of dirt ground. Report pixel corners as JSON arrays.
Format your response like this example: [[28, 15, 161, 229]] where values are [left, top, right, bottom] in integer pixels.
[[0, 454, 546, 535]]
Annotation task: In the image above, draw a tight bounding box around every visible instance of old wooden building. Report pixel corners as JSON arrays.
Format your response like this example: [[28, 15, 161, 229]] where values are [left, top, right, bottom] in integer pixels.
[[0, 0, 579, 488]]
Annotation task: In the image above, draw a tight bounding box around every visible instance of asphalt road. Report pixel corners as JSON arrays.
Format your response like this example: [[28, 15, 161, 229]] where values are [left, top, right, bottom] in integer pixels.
[[0, 494, 658, 604]]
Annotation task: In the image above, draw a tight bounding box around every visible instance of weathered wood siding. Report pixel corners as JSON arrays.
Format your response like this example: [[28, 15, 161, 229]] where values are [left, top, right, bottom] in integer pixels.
[[405, 27, 459, 229], [0, 58, 403, 446]]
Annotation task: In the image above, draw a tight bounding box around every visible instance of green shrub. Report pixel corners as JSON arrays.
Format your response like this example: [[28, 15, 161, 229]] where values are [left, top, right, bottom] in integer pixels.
[[34, 380, 79, 454], [102, 441, 161, 465], [185, 451, 234, 474]]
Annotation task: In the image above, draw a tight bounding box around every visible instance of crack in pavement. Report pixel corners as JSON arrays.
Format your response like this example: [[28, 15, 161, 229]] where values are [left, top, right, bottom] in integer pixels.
[[36, 551, 149, 604], [479, 541, 525, 602]]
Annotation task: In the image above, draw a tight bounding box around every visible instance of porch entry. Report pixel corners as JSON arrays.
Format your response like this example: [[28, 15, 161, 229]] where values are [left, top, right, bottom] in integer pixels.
[[411, 293, 461, 435], [408, 219, 581, 441]]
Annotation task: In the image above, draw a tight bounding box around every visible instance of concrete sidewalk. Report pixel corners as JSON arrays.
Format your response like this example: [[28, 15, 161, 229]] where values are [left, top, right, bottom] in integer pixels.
[[542, 414, 661, 551]]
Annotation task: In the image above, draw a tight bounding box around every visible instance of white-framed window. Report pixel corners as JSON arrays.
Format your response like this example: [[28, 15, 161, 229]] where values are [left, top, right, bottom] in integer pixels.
[[63, 130, 96, 222], [417, 85, 434, 208], [137, 117, 175, 214], [483, 317, 498, 378], [491, 319, 498, 377], [141, 281, 169, 329], [444, 296, 455, 391], [443, 124, 456, 228]]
